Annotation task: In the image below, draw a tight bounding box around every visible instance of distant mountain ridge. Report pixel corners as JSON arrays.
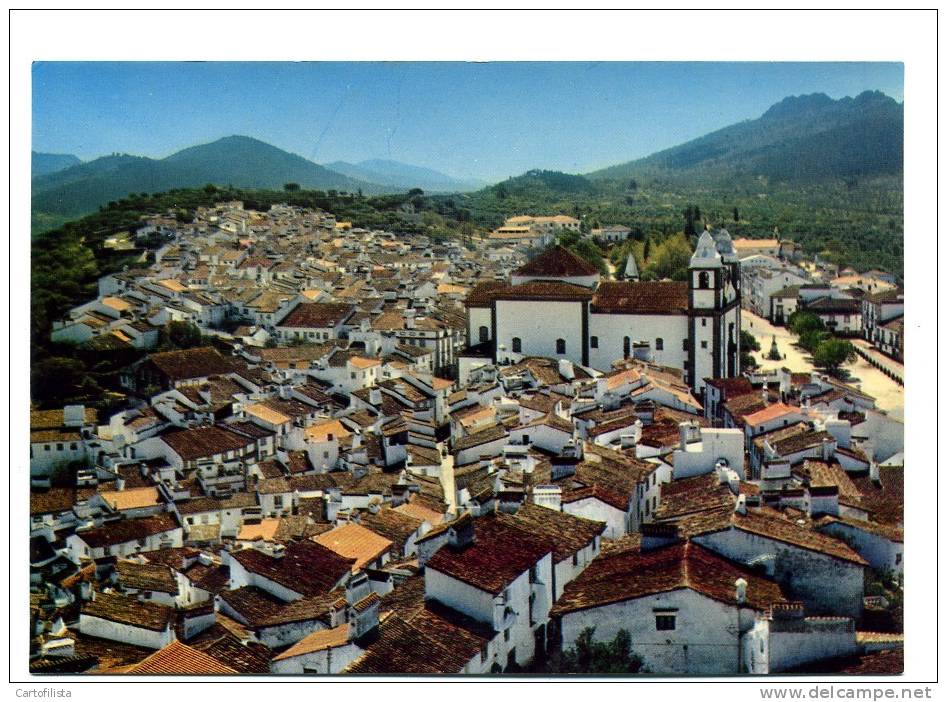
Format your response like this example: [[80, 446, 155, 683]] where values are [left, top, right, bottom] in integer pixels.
[[588, 90, 903, 183], [326, 158, 485, 192], [31, 151, 81, 177], [31, 136, 388, 223]]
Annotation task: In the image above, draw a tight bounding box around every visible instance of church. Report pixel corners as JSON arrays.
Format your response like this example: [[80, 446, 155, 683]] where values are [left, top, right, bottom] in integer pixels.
[[463, 228, 742, 394]]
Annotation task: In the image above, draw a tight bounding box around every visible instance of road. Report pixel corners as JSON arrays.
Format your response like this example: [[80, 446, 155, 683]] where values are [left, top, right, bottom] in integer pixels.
[[436, 442, 457, 515], [742, 310, 903, 421]]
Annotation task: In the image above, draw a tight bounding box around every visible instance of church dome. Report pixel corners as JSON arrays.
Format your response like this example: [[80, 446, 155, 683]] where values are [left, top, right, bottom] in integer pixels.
[[690, 230, 723, 268]]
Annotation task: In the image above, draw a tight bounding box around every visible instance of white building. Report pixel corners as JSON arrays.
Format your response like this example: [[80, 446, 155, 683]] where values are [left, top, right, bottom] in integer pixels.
[[463, 231, 741, 393]]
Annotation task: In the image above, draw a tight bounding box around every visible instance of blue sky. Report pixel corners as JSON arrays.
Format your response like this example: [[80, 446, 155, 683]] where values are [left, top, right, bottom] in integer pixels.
[[32, 61, 903, 182]]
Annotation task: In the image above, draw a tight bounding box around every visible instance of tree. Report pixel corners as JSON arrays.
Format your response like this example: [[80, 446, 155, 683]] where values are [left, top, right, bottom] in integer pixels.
[[284, 182, 301, 192], [733, 207, 740, 222], [545, 628, 644, 674], [643, 236, 651, 262], [812, 338, 856, 373], [31, 357, 88, 405], [788, 311, 825, 337], [768, 336, 783, 361], [741, 329, 761, 352], [166, 321, 203, 350]]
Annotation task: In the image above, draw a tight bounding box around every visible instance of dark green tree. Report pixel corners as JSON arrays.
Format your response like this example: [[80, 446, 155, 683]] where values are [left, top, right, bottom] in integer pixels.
[[166, 321, 204, 349], [813, 338, 857, 373], [283, 182, 301, 192], [545, 628, 644, 674]]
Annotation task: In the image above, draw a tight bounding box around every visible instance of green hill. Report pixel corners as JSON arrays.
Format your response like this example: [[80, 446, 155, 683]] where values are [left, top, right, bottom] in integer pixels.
[[31, 136, 387, 231], [31, 151, 81, 177]]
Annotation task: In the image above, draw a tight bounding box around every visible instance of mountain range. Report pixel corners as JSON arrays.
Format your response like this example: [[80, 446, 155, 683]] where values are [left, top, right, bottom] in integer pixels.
[[589, 90, 902, 184], [31, 91, 902, 232], [326, 159, 485, 193]]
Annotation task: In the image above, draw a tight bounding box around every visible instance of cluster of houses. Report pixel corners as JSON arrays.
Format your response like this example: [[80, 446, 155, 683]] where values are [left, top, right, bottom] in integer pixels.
[[739, 236, 903, 362], [29, 202, 903, 676]]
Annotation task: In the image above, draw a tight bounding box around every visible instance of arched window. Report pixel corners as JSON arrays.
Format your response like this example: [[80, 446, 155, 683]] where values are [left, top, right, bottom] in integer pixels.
[[556, 338, 566, 355], [623, 336, 631, 359], [698, 271, 710, 289], [478, 325, 489, 343], [511, 337, 522, 353], [655, 337, 664, 351]]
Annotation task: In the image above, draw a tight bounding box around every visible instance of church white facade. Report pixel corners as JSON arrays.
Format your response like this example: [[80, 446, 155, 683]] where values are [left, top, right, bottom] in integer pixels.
[[464, 229, 742, 393]]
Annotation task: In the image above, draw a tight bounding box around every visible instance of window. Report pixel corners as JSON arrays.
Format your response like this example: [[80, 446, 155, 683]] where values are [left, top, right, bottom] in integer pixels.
[[701, 341, 708, 349], [555, 338, 566, 355], [70, 443, 78, 450], [590, 336, 598, 349], [351, 372, 356, 379], [56, 443, 64, 451], [655, 614, 676, 631], [623, 336, 631, 359], [274, 495, 283, 508], [572, 552, 579, 566], [702, 318, 707, 327], [698, 271, 710, 289], [44, 445, 50, 452], [479, 326, 489, 343], [511, 337, 522, 353], [896, 553, 902, 565], [655, 338, 664, 351], [504, 629, 511, 643], [682, 338, 688, 351]]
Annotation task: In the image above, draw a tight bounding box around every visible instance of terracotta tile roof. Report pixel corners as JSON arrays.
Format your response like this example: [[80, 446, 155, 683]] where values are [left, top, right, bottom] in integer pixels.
[[425, 513, 552, 595], [359, 508, 424, 553], [160, 425, 255, 461], [816, 514, 903, 543], [115, 560, 178, 594], [393, 500, 445, 526], [30, 487, 95, 516], [312, 523, 393, 571], [344, 613, 474, 674], [551, 541, 786, 617], [82, 592, 173, 632], [77, 514, 180, 548], [514, 245, 599, 278], [453, 423, 508, 452], [278, 302, 354, 328], [850, 466, 903, 526], [732, 508, 868, 565], [273, 624, 351, 661], [231, 541, 354, 597], [743, 402, 800, 426], [98, 486, 162, 512], [148, 347, 235, 381], [237, 518, 281, 542], [492, 280, 596, 302], [187, 627, 271, 674], [499, 503, 605, 563], [464, 280, 507, 307], [127, 640, 238, 674], [592, 281, 689, 315]]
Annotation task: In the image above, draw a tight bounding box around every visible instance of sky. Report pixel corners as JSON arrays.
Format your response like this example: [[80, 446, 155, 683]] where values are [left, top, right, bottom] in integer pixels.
[[32, 61, 903, 183]]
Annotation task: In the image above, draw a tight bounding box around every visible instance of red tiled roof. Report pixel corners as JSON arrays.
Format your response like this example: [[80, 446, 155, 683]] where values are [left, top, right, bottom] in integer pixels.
[[277, 302, 354, 329], [591, 281, 689, 315], [514, 245, 599, 278], [231, 541, 354, 597], [551, 541, 786, 616], [127, 640, 238, 674], [425, 513, 552, 595]]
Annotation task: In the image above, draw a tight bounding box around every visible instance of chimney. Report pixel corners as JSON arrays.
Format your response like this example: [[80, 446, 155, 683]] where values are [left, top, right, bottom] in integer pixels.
[[369, 387, 382, 406], [558, 358, 575, 380], [497, 489, 525, 514], [761, 389, 769, 407], [735, 578, 748, 604], [734, 494, 747, 516], [531, 484, 562, 512], [869, 461, 880, 483], [115, 476, 126, 492], [448, 513, 476, 549]]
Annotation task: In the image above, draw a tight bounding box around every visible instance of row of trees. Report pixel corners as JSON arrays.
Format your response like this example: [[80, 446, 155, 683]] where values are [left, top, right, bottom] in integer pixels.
[[788, 311, 857, 373]]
